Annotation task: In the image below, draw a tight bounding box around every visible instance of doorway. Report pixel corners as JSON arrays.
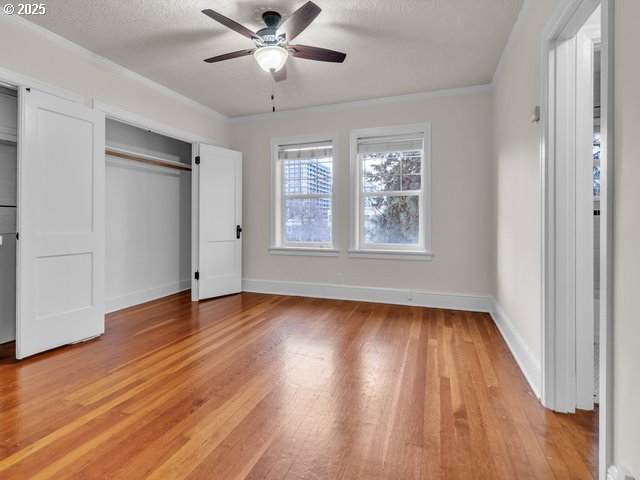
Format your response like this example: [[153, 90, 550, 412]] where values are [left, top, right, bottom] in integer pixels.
[[0, 84, 17, 346], [93, 102, 244, 305], [104, 119, 193, 313], [541, 0, 613, 478]]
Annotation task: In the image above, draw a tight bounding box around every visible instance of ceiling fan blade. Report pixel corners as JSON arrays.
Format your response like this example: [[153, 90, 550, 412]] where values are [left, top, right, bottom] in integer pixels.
[[272, 65, 287, 82], [204, 49, 255, 63], [279, 1, 321, 42], [289, 45, 346, 63], [202, 9, 258, 40]]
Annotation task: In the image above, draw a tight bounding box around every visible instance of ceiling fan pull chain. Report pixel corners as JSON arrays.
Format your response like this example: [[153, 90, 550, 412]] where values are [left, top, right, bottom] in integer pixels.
[[271, 79, 276, 112]]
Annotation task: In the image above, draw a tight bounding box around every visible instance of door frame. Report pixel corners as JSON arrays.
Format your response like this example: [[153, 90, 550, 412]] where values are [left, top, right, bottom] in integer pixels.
[[91, 101, 226, 303], [540, 0, 613, 477]]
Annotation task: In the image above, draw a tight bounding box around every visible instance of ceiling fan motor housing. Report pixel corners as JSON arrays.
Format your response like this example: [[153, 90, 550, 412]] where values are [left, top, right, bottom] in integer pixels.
[[257, 11, 286, 45], [262, 11, 282, 28]]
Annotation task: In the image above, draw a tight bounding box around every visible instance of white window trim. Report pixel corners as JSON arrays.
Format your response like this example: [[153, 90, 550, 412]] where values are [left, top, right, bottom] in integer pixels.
[[268, 246, 340, 257], [270, 132, 339, 256], [349, 123, 433, 260]]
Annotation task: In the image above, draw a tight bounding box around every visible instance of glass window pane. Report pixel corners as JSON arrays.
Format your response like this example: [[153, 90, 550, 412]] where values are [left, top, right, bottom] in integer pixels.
[[401, 154, 421, 174], [285, 198, 332, 243], [361, 152, 422, 193], [363, 157, 381, 175], [593, 130, 601, 197], [363, 175, 400, 192], [401, 175, 421, 191], [363, 195, 419, 245], [379, 154, 400, 173], [363, 154, 401, 175], [284, 157, 332, 195]]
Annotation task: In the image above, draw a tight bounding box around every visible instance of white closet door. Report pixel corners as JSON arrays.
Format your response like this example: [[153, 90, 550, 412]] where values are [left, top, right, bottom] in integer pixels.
[[17, 88, 105, 359], [196, 144, 242, 300]]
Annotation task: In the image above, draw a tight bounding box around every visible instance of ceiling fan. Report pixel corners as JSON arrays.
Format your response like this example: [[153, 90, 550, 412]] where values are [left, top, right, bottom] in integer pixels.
[[201, 1, 346, 82]]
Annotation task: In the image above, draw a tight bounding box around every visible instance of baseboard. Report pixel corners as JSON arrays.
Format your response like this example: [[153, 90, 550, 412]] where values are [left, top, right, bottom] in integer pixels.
[[608, 465, 636, 480], [489, 298, 542, 398], [106, 279, 191, 313], [242, 278, 493, 312]]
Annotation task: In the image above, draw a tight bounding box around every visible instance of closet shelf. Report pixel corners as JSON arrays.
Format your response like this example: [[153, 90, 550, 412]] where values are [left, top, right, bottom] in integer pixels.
[[106, 147, 192, 172]]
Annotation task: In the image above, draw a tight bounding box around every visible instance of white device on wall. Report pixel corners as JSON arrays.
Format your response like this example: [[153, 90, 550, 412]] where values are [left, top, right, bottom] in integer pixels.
[[530, 106, 541, 123]]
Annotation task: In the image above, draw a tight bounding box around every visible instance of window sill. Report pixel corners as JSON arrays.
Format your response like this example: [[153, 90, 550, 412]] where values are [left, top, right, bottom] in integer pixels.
[[269, 246, 340, 257], [348, 249, 434, 261]]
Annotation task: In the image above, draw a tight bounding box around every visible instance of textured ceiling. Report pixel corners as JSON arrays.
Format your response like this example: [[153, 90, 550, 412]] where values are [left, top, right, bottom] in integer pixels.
[[21, 0, 523, 117]]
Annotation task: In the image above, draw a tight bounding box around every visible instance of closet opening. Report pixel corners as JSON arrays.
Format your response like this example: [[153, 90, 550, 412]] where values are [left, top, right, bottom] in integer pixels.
[[0, 83, 17, 347], [105, 118, 193, 312], [592, 44, 601, 404]]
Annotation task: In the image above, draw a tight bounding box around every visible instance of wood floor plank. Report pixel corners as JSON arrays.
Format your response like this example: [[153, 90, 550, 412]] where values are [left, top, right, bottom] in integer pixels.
[[0, 291, 598, 479]]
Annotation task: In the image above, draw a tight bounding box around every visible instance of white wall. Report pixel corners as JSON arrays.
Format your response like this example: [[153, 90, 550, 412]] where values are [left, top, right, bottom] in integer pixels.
[[105, 122, 192, 312], [492, 0, 560, 372], [613, 1, 640, 475], [0, 16, 229, 144], [231, 89, 495, 297]]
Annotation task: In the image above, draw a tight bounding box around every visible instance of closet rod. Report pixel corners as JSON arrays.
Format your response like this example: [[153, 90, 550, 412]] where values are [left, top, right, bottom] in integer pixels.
[[0, 205, 16, 208], [106, 149, 192, 172]]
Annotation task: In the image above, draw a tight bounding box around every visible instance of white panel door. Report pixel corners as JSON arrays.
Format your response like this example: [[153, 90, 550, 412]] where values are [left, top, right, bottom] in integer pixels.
[[17, 88, 105, 359], [197, 144, 242, 300]]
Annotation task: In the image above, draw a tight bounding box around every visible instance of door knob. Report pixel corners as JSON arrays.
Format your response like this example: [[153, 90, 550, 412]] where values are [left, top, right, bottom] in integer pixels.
[[236, 225, 243, 239]]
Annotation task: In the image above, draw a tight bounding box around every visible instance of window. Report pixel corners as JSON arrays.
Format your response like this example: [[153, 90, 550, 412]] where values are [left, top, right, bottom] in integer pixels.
[[270, 134, 338, 256], [593, 128, 601, 198], [350, 124, 432, 260]]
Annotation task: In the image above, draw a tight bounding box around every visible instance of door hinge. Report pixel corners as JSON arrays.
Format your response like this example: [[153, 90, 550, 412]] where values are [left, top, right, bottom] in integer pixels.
[[194, 271, 200, 281], [16, 232, 19, 240], [195, 156, 200, 165]]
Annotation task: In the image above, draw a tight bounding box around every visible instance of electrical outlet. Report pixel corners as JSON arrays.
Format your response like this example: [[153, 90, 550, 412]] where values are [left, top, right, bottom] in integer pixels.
[[336, 273, 343, 284]]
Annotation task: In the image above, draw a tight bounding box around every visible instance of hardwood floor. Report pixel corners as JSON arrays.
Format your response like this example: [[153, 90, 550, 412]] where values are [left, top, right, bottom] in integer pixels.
[[0, 292, 598, 479]]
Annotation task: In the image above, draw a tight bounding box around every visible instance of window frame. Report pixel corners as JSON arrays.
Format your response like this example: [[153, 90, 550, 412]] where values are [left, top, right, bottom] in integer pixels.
[[349, 123, 433, 260], [270, 132, 339, 256]]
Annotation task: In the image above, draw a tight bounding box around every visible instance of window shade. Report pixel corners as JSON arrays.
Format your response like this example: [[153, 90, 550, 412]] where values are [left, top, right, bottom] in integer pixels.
[[357, 133, 423, 154], [278, 140, 333, 160]]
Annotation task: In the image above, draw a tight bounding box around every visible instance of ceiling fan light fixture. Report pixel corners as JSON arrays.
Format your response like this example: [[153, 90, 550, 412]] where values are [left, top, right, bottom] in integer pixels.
[[253, 46, 288, 73]]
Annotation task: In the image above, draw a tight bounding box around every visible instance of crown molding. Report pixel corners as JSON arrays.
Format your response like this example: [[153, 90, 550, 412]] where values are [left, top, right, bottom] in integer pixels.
[[230, 84, 493, 123], [491, 0, 533, 86], [2, 14, 230, 123]]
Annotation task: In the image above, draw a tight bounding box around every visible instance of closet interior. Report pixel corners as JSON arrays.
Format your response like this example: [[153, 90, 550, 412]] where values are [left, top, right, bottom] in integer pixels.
[[0, 84, 17, 344], [105, 119, 193, 312]]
